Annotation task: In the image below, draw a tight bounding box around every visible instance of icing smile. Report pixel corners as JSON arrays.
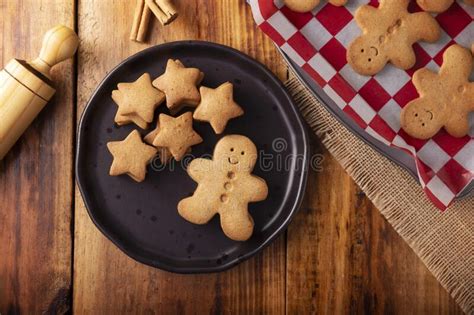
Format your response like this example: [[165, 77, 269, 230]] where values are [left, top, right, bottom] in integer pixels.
[[228, 157, 239, 165]]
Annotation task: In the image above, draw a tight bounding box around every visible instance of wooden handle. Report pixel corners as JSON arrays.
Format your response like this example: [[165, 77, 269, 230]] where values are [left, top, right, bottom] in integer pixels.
[[29, 25, 79, 78]]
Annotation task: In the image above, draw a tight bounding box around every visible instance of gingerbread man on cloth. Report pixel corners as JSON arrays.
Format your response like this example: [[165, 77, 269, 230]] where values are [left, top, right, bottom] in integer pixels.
[[347, 0, 440, 76], [283, 0, 346, 13], [178, 135, 268, 241], [401, 44, 474, 140]]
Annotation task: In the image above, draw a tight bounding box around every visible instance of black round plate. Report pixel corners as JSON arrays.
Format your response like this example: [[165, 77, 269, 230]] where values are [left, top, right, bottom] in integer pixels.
[[76, 41, 309, 273]]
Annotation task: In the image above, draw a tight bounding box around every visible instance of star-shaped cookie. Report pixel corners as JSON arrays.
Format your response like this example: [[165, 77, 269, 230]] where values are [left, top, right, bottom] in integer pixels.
[[193, 82, 244, 134], [152, 59, 203, 111], [144, 121, 173, 164], [114, 111, 149, 130], [112, 73, 165, 127], [152, 112, 203, 161], [107, 130, 157, 182]]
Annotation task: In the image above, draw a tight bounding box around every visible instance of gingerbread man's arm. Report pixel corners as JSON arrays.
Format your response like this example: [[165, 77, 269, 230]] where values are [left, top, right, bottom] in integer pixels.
[[405, 12, 440, 44], [388, 44, 417, 70], [243, 175, 269, 203], [466, 84, 474, 111], [444, 109, 471, 138], [186, 158, 213, 182], [439, 45, 473, 81], [412, 68, 440, 97]]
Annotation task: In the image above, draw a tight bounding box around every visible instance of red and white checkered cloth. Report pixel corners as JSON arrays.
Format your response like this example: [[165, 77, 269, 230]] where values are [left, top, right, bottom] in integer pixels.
[[249, 0, 474, 210]]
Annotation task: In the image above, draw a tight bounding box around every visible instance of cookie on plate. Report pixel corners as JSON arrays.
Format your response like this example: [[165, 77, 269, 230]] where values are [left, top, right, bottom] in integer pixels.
[[193, 82, 244, 134], [153, 59, 204, 112], [144, 121, 173, 164], [112, 73, 165, 129], [178, 135, 268, 241], [401, 44, 474, 139], [107, 130, 157, 182], [347, 0, 440, 76], [151, 112, 203, 161]]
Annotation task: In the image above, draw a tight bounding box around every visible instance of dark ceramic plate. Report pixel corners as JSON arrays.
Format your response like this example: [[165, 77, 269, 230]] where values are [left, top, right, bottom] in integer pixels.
[[76, 41, 309, 273]]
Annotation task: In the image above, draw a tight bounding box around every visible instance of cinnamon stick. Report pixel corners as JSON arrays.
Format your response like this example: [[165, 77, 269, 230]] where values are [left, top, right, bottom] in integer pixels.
[[137, 4, 152, 42], [145, 0, 178, 26], [130, 0, 145, 41]]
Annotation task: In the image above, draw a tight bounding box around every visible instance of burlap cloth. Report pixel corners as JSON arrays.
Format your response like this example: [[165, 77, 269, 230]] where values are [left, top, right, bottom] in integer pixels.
[[285, 76, 474, 314]]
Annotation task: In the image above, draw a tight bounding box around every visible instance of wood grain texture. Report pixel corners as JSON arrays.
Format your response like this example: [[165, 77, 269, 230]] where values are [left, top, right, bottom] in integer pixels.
[[74, 0, 287, 314], [286, 135, 464, 314], [0, 0, 464, 313], [0, 0, 75, 313]]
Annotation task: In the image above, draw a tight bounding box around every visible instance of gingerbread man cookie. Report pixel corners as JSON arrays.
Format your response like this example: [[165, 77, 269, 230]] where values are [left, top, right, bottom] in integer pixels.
[[178, 135, 268, 241], [112, 73, 165, 128], [107, 130, 157, 182], [347, 0, 440, 76], [152, 112, 203, 161], [152, 59, 204, 112], [193, 82, 244, 134], [284, 0, 346, 12], [417, 0, 473, 13], [401, 44, 474, 139]]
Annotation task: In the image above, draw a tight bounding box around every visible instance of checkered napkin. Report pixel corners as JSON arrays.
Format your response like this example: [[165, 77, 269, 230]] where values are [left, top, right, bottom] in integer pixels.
[[249, 0, 474, 209]]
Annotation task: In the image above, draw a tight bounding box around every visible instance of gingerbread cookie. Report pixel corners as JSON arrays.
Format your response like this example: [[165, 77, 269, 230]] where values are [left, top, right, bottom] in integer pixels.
[[152, 59, 204, 112], [107, 130, 157, 182], [347, 0, 440, 76], [401, 44, 474, 139], [143, 121, 193, 164], [178, 135, 268, 241], [417, 0, 473, 13], [193, 82, 244, 134], [144, 121, 173, 164], [112, 73, 165, 128], [151, 112, 203, 161], [416, 0, 452, 12], [284, 0, 346, 12], [114, 111, 149, 130]]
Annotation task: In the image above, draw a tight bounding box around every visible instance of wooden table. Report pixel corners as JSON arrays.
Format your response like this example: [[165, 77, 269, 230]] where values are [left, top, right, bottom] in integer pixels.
[[0, 1, 464, 314]]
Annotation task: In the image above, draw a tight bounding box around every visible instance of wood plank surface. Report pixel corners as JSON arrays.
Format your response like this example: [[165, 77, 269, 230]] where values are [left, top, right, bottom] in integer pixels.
[[73, 0, 287, 313], [0, 0, 465, 314], [73, 0, 463, 314], [0, 0, 75, 313], [286, 135, 464, 314]]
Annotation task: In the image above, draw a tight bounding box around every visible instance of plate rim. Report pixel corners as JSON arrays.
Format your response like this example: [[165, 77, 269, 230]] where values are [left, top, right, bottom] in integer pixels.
[[76, 40, 310, 273]]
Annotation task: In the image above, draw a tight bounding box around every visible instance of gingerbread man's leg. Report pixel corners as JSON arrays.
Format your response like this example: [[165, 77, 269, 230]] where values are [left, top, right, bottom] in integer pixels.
[[219, 205, 254, 241], [178, 196, 217, 225]]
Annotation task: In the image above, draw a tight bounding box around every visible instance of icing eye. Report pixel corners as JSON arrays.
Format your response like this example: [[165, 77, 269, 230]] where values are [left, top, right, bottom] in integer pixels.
[[368, 58, 372, 62], [415, 113, 418, 117], [422, 123, 425, 127], [361, 49, 364, 53], [230, 148, 234, 152], [241, 151, 245, 155]]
